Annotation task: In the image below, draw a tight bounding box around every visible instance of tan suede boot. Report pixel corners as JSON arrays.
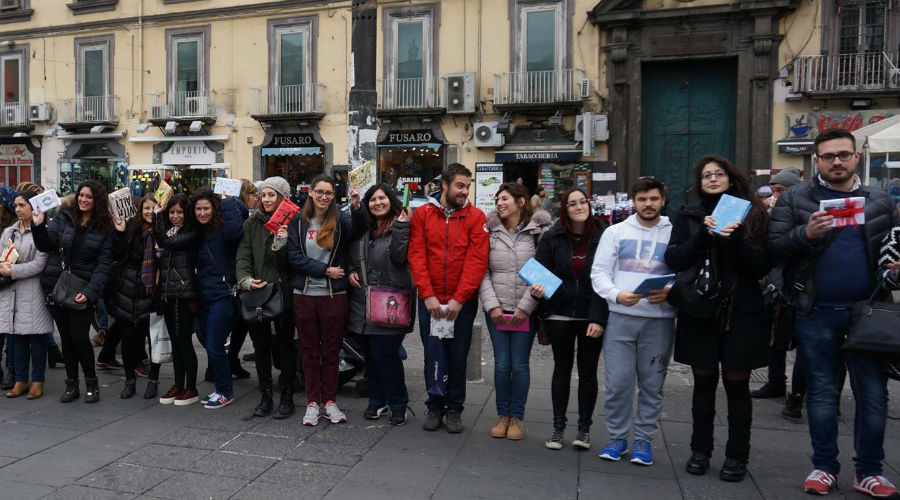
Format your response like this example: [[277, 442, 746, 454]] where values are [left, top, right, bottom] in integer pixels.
[[506, 418, 524, 440], [27, 382, 43, 400], [6, 381, 29, 398], [491, 416, 510, 438]]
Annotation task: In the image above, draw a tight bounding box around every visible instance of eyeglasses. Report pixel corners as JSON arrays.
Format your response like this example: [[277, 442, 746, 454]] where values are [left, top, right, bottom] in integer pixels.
[[816, 151, 854, 162], [701, 171, 728, 180], [566, 199, 590, 208], [312, 189, 335, 198]]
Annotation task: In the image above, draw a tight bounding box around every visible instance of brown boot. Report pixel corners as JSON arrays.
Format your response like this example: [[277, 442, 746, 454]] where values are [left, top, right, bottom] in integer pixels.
[[491, 416, 510, 438], [506, 417, 524, 440], [6, 381, 29, 398], [26, 382, 43, 400]]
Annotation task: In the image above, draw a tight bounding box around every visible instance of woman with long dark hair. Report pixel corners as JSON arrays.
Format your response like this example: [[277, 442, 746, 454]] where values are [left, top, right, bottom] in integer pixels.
[[191, 188, 247, 409], [107, 194, 161, 399], [480, 182, 552, 440], [33, 180, 114, 403], [154, 193, 203, 406], [664, 155, 770, 482], [533, 187, 609, 450], [347, 184, 415, 426], [288, 174, 366, 425]]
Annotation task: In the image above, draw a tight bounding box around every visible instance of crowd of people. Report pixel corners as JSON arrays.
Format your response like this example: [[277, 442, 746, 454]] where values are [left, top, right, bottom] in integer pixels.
[[0, 129, 899, 497]]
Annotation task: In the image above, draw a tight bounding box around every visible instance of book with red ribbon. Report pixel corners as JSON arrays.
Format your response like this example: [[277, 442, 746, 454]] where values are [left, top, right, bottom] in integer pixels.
[[264, 197, 300, 235], [820, 196, 866, 229]]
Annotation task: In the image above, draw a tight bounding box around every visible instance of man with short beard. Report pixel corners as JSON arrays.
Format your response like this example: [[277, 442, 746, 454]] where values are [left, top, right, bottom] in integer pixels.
[[590, 177, 676, 466], [769, 129, 900, 497], [408, 163, 489, 434]]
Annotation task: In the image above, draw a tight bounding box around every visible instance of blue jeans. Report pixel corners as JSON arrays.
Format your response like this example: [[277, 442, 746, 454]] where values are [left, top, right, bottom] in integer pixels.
[[12, 335, 48, 382], [794, 307, 889, 476], [485, 314, 535, 419], [418, 299, 477, 414], [199, 298, 235, 398], [363, 335, 409, 410]]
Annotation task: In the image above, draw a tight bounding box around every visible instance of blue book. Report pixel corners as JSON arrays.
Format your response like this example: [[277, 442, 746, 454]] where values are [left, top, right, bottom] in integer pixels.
[[632, 273, 676, 296], [517, 258, 563, 299], [710, 194, 751, 235]]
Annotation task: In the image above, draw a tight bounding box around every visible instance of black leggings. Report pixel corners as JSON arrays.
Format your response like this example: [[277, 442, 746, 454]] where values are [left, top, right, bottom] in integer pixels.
[[229, 314, 250, 366], [691, 367, 753, 462], [248, 312, 296, 391], [116, 318, 160, 381], [49, 305, 97, 380], [546, 318, 603, 432], [164, 299, 199, 390]]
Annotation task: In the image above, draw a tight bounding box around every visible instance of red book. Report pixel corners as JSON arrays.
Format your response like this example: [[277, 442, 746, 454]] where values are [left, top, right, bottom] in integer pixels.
[[264, 198, 300, 234]]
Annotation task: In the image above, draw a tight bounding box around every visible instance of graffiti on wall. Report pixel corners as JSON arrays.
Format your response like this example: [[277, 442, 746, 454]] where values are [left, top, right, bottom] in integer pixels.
[[785, 110, 899, 139]]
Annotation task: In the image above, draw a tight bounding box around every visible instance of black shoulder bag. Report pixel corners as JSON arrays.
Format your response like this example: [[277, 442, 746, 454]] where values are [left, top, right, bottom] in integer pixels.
[[51, 227, 89, 310], [239, 282, 283, 323], [843, 278, 900, 361]]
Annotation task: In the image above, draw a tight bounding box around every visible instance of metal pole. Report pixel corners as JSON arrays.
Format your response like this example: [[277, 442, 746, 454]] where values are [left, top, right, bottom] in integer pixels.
[[348, 0, 378, 172]]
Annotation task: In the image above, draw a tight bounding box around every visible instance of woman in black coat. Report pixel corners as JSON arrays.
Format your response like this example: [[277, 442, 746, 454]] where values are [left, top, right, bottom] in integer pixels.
[[32, 180, 114, 403], [664, 155, 771, 482]]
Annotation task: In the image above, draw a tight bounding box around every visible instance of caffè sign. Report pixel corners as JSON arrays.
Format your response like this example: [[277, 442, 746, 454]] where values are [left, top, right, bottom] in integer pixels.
[[162, 141, 216, 164]]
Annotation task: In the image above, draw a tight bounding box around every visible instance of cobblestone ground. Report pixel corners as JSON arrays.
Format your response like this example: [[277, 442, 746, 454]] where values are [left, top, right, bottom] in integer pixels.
[[0, 314, 897, 500]]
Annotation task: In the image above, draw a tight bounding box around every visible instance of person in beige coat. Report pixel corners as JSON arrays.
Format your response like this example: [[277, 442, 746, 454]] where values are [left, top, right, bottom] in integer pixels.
[[1, 190, 52, 399], [479, 182, 552, 440]]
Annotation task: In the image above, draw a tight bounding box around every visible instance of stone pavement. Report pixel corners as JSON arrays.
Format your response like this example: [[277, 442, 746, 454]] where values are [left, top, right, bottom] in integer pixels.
[[0, 325, 898, 500]]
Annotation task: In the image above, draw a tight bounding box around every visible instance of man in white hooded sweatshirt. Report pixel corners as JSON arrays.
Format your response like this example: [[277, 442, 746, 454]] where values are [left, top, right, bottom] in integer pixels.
[[590, 177, 677, 466]]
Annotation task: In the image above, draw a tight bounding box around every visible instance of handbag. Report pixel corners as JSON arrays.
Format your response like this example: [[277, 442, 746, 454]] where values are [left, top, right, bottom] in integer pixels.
[[843, 280, 900, 360], [239, 283, 283, 323], [149, 313, 173, 364], [536, 317, 550, 345], [668, 248, 723, 319], [357, 236, 413, 328], [425, 334, 448, 396], [51, 239, 90, 310]]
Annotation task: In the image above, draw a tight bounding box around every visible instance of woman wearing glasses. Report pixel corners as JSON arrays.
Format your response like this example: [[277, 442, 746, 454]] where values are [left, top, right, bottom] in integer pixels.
[[532, 187, 609, 450], [664, 156, 770, 482], [288, 174, 367, 426]]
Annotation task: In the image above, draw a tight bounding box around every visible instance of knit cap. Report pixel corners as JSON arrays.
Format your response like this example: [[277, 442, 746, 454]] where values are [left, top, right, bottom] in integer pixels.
[[770, 167, 802, 188], [257, 176, 291, 200]]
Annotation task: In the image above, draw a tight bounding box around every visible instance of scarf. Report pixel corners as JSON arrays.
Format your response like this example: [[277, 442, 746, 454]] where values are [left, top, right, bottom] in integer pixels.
[[140, 226, 156, 293]]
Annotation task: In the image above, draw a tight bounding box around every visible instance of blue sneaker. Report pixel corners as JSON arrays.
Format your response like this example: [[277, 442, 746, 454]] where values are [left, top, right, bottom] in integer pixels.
[[201, 392, 219, 405], [204, 394, 232, 409], [598, 439, 629, 461], [630, 439, 653, 465]]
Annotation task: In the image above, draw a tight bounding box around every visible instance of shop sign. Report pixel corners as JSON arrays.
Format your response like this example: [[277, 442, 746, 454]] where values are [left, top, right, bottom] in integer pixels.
[[0, 144, 33, 166], [494, 151, 582, 163], [268, 134, 317, 147], [384, 129, 434, 144], [784, 110, 898, 139], [475, 163, 503, 213], [161, 141, 216, 165], [777, 141, 815, 156]]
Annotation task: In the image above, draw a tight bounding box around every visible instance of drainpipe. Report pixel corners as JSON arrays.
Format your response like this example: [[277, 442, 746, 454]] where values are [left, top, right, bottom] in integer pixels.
[[348, 0, 377, 174], [138, 0, 144, 120]]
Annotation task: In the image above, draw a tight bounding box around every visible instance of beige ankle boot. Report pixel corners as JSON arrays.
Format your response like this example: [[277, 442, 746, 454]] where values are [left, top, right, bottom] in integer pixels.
[[491, 416, 510, 438], [506, 418, 524, 440]]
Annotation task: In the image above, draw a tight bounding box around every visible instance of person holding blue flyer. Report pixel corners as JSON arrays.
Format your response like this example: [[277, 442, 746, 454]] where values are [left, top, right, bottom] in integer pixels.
[[590, 177, 676, 467], [665, 155, 770, 482]]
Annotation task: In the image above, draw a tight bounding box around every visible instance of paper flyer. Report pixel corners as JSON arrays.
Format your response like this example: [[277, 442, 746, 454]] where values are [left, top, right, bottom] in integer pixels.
[[109, 188, 137, 222], [154, 180, 174, 208], [349, 160, 375, 193], [264, 197, 300, 235], [28, 189, 61, 214], [214, 177, 242, 197]]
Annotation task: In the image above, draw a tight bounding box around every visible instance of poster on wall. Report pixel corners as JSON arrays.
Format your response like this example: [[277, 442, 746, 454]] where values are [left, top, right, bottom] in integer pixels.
[[475, 163, 504, 213]]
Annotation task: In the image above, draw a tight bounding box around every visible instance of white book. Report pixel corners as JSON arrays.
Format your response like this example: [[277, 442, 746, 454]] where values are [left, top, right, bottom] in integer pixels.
[[29, 189, 61, 213]]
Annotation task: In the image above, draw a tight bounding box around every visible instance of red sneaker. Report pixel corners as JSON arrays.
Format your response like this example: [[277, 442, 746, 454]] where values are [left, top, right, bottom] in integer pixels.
[[174, 388, 200, 406], [854, 475, 900, 498], [159, 385, 181, 405], [804, 470, 838, 495]]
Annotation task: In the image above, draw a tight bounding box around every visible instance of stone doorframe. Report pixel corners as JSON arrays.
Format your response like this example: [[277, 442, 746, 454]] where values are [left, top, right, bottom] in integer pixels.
[[589, 0, 798, 191]]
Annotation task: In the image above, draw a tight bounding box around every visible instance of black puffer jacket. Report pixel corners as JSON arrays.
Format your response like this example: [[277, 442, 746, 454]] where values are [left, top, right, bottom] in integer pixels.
[[768, 180, 900, 313], [105, 228, 156, 323], [534, 219, 609, 325], [153, 214, 201, 302], [32, 205, 114, 305], [286, 207, 368, 295]]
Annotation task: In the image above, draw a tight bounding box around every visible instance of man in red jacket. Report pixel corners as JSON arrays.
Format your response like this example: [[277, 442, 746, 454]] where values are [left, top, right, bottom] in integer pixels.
[[409, 163, 489, 433]]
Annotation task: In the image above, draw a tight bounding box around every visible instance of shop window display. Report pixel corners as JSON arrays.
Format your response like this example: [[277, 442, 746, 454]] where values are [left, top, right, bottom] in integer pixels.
[[264, 154, 325, 197], [378, 145, 443, 197]]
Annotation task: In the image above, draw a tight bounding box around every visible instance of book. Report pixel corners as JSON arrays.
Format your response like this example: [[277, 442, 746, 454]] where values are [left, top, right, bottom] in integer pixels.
[[1, 239, 19, 264], [108, 187, 137, 222], [495, 314, 531, 332], [348, 160, 375, 193], [710, 194, 751, 235], [517, 258, 563, 299], [632, 273, 676, 296], [28, 189, 60, 214], [264, 197, 300, 235], [154, 180, 174, 208], [214, 177, 242, 197], [820, 197, 866, 228]]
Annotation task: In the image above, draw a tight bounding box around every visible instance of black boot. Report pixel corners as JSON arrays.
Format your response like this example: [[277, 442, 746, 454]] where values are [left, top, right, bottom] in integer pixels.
[[60, 378, 80, 403], [254, 387, 273, 417], [84, 377, 100, 403], [781, 393, 803, 420], [750, 382, 785, 399], [143, 380, 158, 400], [720, 457, 748, 482], [120, 379, 136, 399], [686, 452, 711, 475], [47, 345, 64, 369], [273, 388, 295, 419]]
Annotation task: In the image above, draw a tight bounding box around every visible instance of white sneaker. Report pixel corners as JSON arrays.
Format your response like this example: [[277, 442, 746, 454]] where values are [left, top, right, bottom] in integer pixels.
[[201, 392, 219, 405], [303, 403, 320, 426], [324, 401, 348, 424]]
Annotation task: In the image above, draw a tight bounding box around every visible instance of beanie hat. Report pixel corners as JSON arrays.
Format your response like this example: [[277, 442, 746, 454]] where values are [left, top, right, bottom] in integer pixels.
[[0, 187, 19, 213], [770, 167, 801, 188], [257, 176, 291, 200]]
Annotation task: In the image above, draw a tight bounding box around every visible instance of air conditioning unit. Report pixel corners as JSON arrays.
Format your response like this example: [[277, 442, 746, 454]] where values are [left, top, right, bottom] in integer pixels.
[[151, 105, 168, 119], [578, 79, 592, 100], [575, 113, 609, 142], [185, 96, 208, 116], [445, 72, 476, 114], [5, 107, 23, 125], [473, 121, 504, 148], [29, 103, 51, 122]]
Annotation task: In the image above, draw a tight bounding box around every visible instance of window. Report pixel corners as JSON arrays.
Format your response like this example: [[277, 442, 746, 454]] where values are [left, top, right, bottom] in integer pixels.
[[2, 54, 21, 105], [839, 0, 886, 55], [271, 22, 312, 113], [75, 37, 112, 121], [384, 6, 435, 108], [166, 27, 209, 116], [517, 1, 565, 73]]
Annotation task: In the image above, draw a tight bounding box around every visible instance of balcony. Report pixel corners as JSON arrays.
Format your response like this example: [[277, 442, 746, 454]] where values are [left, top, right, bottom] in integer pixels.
[[0, 102, 32, 131], [792, 52, 900, 98], [377, 77, 445, 117], [57, 96, 119, 129], [492, 68, 587, 113], [148, 90, 217, 125], [249, 84, 325, 122]]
